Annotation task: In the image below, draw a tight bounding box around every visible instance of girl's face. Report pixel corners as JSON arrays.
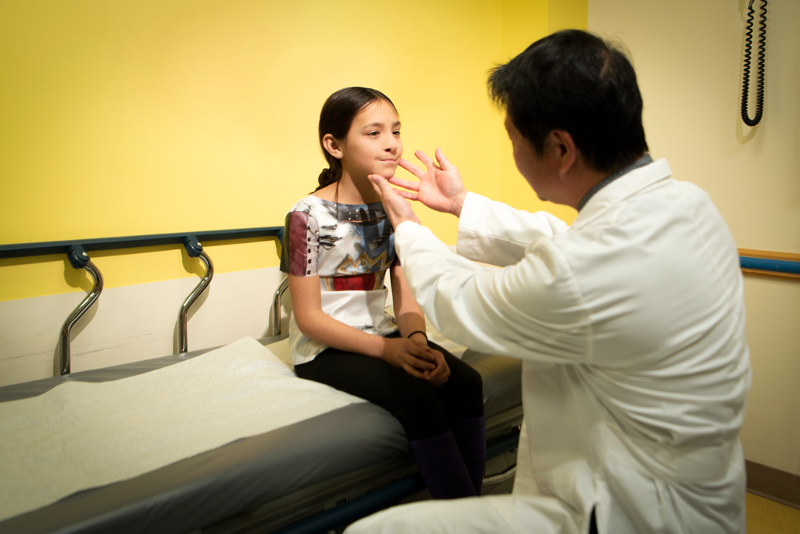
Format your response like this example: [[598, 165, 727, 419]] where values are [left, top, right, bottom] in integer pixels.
[[339, 99, 402, 180]]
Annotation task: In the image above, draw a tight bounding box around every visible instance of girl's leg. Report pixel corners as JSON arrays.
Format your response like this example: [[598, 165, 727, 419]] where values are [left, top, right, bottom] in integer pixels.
[[406, 430, 476, 499], [428, 342, 487, 495], [450, 415, 486, 494], [294, 348, 476, 499]]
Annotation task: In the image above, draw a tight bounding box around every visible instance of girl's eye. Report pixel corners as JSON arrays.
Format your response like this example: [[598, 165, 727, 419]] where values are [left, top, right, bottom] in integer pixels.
[[368, 131, 379, 137], [393, 131, 401, 136]]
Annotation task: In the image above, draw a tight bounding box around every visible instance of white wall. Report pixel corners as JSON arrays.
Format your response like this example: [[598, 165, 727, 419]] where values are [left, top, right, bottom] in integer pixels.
[[0, 267, 288, 387], [590, 0, 800, 475]]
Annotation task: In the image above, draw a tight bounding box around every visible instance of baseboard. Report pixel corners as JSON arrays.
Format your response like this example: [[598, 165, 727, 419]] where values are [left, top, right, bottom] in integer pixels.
[[746, 460, 800, 510]]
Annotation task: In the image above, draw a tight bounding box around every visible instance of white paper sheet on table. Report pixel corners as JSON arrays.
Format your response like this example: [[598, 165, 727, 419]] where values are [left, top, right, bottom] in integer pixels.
[[0, 337, 365, 522]]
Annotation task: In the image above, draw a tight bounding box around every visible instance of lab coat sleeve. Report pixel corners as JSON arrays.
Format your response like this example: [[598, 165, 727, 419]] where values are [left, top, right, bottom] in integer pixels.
[[394, 198, 590, 363], [456, 192, 569, 267]]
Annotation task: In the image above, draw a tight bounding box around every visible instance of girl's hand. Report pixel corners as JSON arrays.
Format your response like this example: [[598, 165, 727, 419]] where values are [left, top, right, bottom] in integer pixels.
[[427, 350, 450, 387], [409, 334, 450, 387], [382, 337, 439, 380], [392, 148, 468, 218], [407, 334, 451, 387]]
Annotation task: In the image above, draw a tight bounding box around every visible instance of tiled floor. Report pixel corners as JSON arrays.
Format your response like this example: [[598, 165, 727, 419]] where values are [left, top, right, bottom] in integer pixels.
[[746, 493, 800, 533]]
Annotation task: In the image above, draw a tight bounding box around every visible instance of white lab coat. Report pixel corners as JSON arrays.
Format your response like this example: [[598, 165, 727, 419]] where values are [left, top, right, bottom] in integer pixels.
[[346, 159, 750, 533]]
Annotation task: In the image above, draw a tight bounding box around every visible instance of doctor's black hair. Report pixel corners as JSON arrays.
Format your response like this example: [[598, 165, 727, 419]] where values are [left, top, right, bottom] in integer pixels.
[[315, 87, 397, 192], [488, 29, 648, 174]]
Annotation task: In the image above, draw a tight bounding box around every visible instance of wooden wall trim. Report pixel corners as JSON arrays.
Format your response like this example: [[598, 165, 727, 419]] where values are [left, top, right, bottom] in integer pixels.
[[738, 249, 800, 262], [738, 248, 800, 282], [746, 460, 800, 510]]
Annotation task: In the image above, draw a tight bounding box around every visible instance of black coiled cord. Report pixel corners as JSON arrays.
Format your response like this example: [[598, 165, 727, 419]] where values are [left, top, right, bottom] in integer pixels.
[[741, 0, 767, 126]]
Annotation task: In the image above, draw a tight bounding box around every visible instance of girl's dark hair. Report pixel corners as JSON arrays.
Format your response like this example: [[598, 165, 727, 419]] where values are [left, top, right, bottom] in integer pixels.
[[489, 30, 648, 174], [315, 87, 396, 191]]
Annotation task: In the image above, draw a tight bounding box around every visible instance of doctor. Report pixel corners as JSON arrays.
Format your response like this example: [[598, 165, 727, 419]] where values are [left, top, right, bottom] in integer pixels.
[[347, 30, 751, 534]]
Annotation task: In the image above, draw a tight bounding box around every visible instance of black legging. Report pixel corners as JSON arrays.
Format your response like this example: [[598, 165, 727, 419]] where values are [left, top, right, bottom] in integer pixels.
[[294, 333, 483, 441]]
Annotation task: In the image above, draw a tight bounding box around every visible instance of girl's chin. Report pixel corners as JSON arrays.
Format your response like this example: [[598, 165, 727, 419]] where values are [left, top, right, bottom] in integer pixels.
[[374, 165, 399, 179]]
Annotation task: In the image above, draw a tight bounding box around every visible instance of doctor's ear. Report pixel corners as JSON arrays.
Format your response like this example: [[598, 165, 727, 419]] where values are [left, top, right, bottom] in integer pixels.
[[322, 134, 344, 160], [549, 129, 578, 175]]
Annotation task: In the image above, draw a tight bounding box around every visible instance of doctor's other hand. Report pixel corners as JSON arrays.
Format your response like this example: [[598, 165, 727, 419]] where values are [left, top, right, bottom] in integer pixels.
[[393, 148, 468, 218], [368, 174, 421, 229]]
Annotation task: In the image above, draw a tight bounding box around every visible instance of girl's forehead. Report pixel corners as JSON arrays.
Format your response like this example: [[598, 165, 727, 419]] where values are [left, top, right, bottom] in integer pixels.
[[353, 99, 399, 125]]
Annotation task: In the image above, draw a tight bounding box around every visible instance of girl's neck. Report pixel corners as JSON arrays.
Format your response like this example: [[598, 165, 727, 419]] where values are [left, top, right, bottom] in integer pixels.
[[332, 172, 380, 205]]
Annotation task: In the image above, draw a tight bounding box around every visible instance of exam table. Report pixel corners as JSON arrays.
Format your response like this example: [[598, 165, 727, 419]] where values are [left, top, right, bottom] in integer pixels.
[[0, 228, 523, 533], [0, 329, 522, 534]]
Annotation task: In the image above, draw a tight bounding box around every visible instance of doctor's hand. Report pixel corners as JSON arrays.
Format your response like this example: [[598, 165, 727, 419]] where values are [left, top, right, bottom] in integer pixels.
[[392, 148, 468, 218], [381, 337, 440, 380], [368, 174, 421, 229]]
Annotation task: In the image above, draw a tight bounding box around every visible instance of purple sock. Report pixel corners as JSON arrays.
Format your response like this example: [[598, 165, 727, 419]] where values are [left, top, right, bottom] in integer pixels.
[[408, 429, 477, 499], [451, 416, 486, 494]]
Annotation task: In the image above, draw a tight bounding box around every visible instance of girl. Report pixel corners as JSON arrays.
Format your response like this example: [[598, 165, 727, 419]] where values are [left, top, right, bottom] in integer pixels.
[[279, 87, 485, 499]]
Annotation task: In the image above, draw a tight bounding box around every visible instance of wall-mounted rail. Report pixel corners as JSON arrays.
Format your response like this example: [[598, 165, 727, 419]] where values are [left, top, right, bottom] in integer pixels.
[[739, 248, 800, 282], [0, 227, 283, 375], [6, 233, 793, 374], [0, 227, 283, 260]]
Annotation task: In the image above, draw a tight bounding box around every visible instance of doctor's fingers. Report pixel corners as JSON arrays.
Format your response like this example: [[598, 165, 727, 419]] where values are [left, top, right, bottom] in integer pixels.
[[413, 150, 442, 172], [398, 158, 426, 179], [433, 147, 456, 171], [394, 189, 420, 202], [387, 175, 420, 193], [369, 175, 410, 204], [368, 174, 391, 197]]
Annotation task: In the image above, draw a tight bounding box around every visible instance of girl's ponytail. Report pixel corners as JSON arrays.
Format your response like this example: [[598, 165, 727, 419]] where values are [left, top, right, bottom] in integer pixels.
[[315, 158, 342, 192]]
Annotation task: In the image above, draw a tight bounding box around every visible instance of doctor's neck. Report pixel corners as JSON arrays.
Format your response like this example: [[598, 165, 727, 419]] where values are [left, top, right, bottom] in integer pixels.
[[567, 151, 649, 211]]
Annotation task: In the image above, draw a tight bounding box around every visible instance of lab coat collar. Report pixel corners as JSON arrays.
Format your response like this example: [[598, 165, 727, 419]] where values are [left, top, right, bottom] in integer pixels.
[[571, 158, 672, 230], [577, 155, 654, 211]]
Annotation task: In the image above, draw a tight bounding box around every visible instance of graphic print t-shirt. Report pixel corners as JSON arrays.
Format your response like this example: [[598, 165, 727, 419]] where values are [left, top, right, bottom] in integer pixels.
[[280, 195, 399, 364]]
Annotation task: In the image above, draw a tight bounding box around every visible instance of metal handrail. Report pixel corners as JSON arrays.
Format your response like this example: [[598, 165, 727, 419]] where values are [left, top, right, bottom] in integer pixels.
[[271, 276, 290, 336], [0, 227, 283, 375], [0, 226, 283, 259], [59, 253, 104, 375], [178, 247, 214, 353]]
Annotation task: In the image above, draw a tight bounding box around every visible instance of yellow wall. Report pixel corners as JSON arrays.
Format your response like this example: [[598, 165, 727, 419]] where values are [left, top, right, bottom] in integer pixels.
[[2, 1, 579, 301], [498, 0, 587, 222]]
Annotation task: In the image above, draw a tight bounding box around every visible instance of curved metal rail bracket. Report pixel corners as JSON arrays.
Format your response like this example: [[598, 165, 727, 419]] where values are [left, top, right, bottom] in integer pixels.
[[59, 245, 104, 375], [271, 228, 288, 337], [272, 276, 290, 337], [178, 235, 214, 353]]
